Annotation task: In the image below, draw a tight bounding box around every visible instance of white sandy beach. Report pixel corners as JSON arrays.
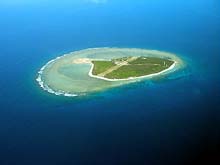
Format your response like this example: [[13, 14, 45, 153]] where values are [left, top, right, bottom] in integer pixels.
[[70, 57, 178, 81], [37, 47, 184, 96], [88, 60, 177, 82]]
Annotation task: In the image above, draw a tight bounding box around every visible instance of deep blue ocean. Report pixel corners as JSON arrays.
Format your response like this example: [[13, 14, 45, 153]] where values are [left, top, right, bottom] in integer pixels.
[[0, 0, 220, 164]]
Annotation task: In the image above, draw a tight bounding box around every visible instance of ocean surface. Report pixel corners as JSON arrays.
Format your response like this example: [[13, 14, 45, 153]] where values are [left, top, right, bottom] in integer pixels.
[[0, 0, 219, 164]]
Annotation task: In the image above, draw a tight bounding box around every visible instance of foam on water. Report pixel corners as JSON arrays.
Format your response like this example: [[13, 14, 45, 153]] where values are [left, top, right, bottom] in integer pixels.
[[36, 57, 78, 97], [36, 47, 185, 97]]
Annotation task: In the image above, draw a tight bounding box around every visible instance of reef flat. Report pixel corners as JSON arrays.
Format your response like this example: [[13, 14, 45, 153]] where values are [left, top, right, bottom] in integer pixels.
[[37, 48, 184, 96]]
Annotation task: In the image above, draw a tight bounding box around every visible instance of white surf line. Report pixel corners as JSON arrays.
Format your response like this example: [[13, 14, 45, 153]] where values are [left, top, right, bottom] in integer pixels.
[[36, 56, 78, 97], [88, 61, 177, 82], [36, 47, 182, 96]]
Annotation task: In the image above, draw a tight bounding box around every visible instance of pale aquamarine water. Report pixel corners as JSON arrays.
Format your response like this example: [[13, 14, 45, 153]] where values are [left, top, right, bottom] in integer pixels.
[[38, 48, 185, 96], [0, 0, 219, 164]]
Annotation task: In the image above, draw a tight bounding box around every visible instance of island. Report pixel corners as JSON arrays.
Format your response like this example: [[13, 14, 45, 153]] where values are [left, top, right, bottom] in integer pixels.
[[37, 48, 184, 97], [90, 56, 175, 81]]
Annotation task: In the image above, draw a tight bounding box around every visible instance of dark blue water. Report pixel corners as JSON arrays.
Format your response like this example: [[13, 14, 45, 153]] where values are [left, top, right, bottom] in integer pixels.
[[0, 0, 220, 164]]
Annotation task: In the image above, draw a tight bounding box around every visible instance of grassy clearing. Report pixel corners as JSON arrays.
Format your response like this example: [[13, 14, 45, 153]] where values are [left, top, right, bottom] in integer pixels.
[[91, 61, 116, 75], [105, 64, 168, 79], [92, 57, 174, 79], [129, 57, 173, 66]]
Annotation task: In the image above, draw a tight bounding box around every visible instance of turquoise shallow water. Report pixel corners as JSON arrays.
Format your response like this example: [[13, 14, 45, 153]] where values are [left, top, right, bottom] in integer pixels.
[[0, 0, 219, 164], [37, 48, 185, 96]]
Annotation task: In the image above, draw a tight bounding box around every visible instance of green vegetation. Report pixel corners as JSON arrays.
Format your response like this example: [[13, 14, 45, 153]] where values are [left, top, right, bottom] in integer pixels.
[[112, 57, 130, 63], [92, 60, 116, 75], [92, 56, 174, 79], [106, 63, 168, 79], [129, 57, 173, 66]]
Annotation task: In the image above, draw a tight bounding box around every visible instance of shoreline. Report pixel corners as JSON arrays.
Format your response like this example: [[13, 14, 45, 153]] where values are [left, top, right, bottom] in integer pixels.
[[36, 47, 184, 97], [36, 56, 78, 97], [88, 61, 177, 82]]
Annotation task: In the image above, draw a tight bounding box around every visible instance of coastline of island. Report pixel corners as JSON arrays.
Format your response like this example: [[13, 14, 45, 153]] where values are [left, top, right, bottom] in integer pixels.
[[88, 60, 177, 81], [36, 47, 184, 97], [72, 57, 177, 82]]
